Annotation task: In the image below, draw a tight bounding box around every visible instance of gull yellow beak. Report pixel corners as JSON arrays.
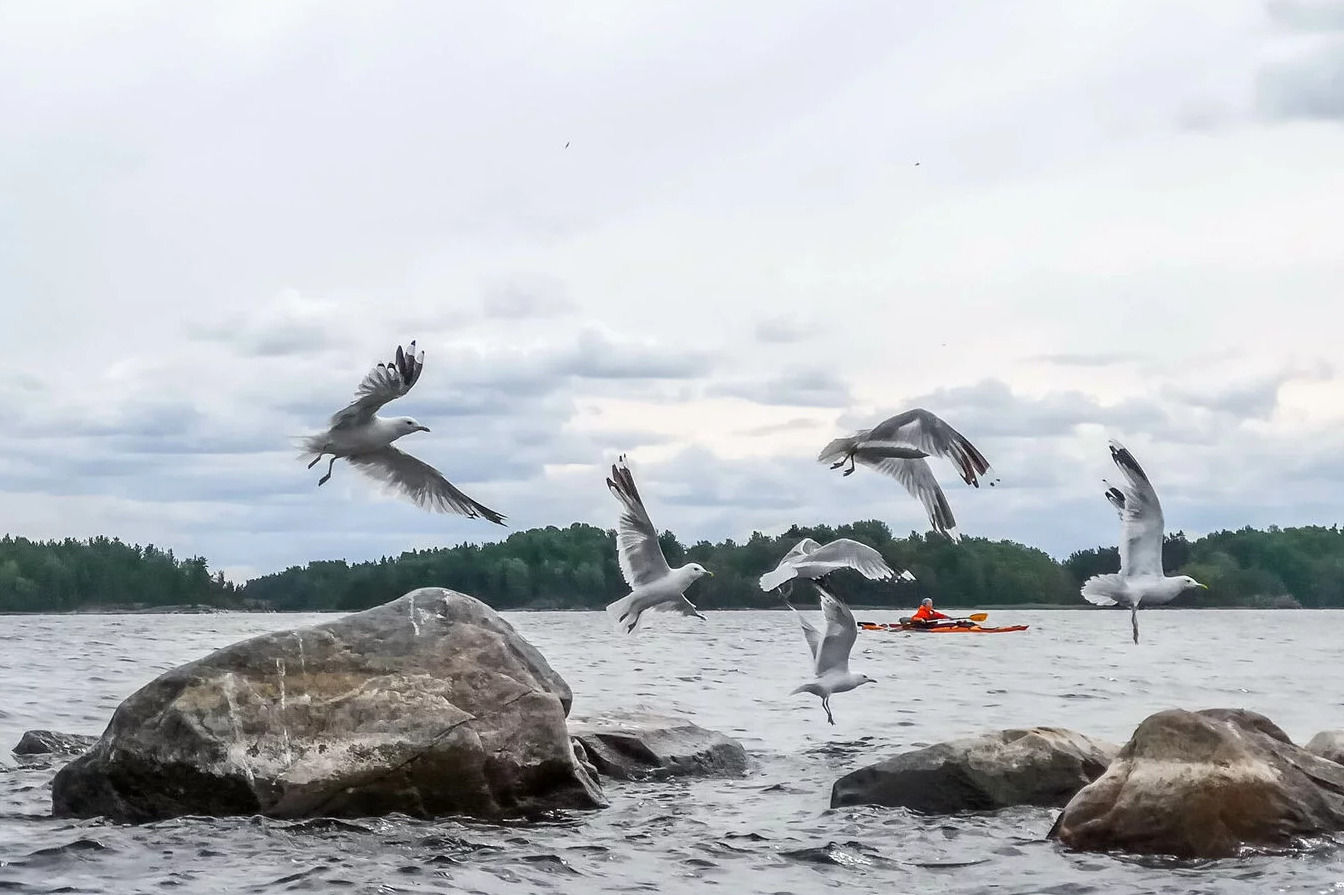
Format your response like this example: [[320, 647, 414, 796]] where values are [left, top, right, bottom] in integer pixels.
[[704, 570, 714, 576], [417, 425, 431, 433]]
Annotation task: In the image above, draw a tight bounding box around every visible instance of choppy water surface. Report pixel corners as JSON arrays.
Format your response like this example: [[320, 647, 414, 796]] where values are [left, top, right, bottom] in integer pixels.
[[2, 608, 1343, 894]]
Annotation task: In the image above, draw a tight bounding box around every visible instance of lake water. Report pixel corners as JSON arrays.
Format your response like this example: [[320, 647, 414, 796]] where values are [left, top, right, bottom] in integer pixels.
[[3, 608, 1343, 894]]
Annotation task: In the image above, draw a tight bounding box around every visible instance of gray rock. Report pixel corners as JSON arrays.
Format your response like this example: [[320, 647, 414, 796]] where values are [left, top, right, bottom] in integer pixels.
[[1051, 708, 1344, 858], [830, 727, 1117, 813], [52, 588, 607, 822], [569, 712, 748, 780], [13, 730, 98, 756], [1305, 730, 1344, 765]]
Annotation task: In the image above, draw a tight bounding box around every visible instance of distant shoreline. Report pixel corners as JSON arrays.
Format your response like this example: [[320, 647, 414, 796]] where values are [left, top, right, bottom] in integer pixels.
[[0, 603, 1308, 616]]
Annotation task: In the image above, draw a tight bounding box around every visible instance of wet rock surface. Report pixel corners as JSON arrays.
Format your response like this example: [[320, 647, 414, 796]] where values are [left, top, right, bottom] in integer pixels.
[[830, 727, 1117, 813], [1051, 708, 1344, 858], [52, 588, 606, 822], [569, 712, 749, 780]]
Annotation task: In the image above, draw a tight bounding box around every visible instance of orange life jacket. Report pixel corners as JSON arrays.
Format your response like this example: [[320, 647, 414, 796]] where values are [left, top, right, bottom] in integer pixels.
[[912, 605, 949, 621]]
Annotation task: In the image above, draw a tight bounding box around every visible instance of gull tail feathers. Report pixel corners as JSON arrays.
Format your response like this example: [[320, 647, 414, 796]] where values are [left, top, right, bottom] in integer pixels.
[[605, 593, 643, 635], [1080, 573, 1124, 606], [294, 434, 327, 462], [818, 436, 858, 464], [758, 566, 796, 592]]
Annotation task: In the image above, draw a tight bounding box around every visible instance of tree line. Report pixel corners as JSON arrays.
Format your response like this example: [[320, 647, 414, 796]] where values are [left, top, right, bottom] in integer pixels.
[[3, 522, 1341, 613]]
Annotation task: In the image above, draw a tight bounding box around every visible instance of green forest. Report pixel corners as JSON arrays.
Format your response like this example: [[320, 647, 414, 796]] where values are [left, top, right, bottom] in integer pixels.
[[2, 522, 1342, 613]]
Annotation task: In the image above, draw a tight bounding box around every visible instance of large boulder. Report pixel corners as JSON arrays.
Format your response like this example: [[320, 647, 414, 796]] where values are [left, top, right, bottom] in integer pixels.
[[1051, 708, 1344, 858], [830, 727, 1116, 813], [569, 712, 748, 780], [52, 588, 606, 822], [1305, 730, 1344, 765]]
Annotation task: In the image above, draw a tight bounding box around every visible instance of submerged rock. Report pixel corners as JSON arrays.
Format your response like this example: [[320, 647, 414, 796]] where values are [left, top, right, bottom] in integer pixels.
[[52, 588, 606, 822], [1305, 730, 1344, 765], [830, 727, 1116, 813], [13, 730, 98, 756], [1051, 708, 1344, 858], [11, 730, 98, 769], [568, 712, 748, 780]]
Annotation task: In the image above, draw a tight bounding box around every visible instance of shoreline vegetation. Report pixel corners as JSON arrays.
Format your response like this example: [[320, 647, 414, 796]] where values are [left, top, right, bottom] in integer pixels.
[[1, 521, 1338, 614]]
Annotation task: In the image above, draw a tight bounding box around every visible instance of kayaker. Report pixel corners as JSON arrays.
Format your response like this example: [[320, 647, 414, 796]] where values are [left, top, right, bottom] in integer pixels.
[[910, 597, 949, 623]]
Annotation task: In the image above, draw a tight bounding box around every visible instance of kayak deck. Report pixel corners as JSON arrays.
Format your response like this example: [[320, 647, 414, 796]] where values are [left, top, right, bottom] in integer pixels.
[[860, 623, 1029, 634]]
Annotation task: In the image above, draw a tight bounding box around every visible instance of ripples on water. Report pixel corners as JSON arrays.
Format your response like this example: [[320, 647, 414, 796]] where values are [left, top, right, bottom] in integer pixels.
[[3, 609, 1344, 893]]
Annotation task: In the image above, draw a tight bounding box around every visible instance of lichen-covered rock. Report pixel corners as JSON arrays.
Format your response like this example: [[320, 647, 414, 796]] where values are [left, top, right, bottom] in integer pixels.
[[1051, 708, 1344, 858], [569, 712, 748, 780], [1305, 730, 1344, 765], [830, 727, 1116, 813], [52, 588, 606, 822]]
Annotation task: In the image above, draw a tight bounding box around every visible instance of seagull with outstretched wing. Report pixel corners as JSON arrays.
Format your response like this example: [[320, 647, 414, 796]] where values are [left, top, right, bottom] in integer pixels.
[[299, 341, 505, 524], [819, 408, 996, 540], [604, 455, 713, 634], [1080, 440, 1205, 643], [759, 537, 913, 593], [788, 584, 875, 725]]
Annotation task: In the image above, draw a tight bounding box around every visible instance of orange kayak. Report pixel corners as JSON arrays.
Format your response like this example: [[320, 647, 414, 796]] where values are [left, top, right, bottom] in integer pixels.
[[860, 623, 1029, 634]]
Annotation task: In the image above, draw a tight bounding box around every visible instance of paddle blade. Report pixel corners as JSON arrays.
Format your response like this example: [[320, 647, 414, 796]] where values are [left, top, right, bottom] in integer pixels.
[[967, 612, 988, 622]]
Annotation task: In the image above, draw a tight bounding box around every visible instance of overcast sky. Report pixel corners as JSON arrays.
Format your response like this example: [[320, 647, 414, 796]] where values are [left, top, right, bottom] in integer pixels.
[[2, 1, 1341, 580]]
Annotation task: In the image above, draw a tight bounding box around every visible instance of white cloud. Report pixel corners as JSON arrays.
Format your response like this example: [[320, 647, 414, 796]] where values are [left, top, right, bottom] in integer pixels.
[[1, 0, 1341, 578]]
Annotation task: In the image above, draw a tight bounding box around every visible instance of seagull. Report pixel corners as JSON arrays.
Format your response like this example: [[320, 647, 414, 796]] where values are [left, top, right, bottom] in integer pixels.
[[604, 455, 713, 634], [298, 341, 506, 524], [788, 584, 874, 725], [758, 537, 914, 593], [1080, 440, 1205, 643], [818, 408, 997, 541]]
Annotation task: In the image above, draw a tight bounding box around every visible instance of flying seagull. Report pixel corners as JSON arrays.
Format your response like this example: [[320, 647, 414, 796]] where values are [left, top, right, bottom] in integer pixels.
[[818, 408, 996, 541], [759, 537, 914, 593], [299, 341, 505, 524], [788, 584, 874, 725], [604, 456, 713, 634], [1080, 440, 1205, 643]]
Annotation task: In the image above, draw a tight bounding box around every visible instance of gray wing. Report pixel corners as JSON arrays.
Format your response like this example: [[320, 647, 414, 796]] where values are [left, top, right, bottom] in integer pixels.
[[788, 600, 823, 662], [1107, 440, 1164, 577], [758, 538, 823, 591], [330, 341, 425, 429], [803, 538, 900, 581], [813, 584, 857, 675], [607, 456, 672, 589], [855, 453, 960, 540], [345, 446, 506, 523], [863, 408, 997, 487]]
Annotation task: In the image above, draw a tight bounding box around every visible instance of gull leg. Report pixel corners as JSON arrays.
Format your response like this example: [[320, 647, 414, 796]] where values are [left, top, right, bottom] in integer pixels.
[[1131, 606, 1139, 645], [823, 696, 834, 725], [842, 455, 857, 476], [318, 456, 336, 486], [830, 459, 847, 470], [307, 453, 323, 469]]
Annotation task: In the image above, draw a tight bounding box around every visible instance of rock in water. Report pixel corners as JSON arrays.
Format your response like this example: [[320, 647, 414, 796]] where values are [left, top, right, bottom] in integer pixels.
[[52, 589, 606, 822], [569, 712, 749, 780], [13, 730, 98, 756], [1051, 708, 1344, 858], [830, 727, 1116, 813], [1305, 730, 1344, 765]]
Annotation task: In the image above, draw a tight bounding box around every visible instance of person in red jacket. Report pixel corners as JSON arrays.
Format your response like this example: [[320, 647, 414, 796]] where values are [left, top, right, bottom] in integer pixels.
[[910, 597, 949, 623]]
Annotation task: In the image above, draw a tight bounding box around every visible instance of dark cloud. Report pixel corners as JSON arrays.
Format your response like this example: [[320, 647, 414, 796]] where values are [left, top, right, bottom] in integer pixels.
[[1266, 0, 1344, 31], [890, 378, 1170, 438], [711, 369, 851, 407], [1257, 41, 1344, 120]]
